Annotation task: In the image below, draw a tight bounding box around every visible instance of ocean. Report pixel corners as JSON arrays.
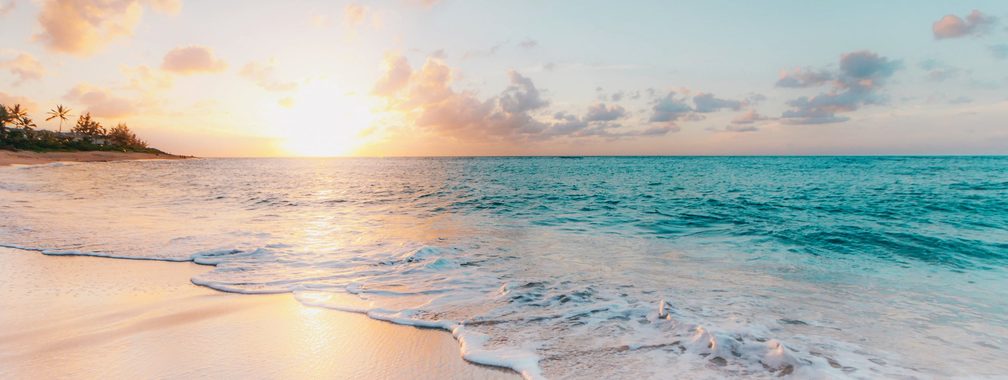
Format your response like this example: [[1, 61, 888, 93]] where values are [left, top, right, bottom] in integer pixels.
[[2, 156, 1006, 378]]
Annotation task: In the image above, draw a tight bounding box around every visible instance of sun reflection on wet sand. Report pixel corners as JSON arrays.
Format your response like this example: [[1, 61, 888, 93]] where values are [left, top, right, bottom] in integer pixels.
[[0, 247, 518, 379]]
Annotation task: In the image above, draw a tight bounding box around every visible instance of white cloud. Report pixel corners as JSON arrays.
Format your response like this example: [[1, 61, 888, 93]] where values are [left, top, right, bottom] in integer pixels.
[[1, 53, 45, 85], [161, 46, 227, 74]]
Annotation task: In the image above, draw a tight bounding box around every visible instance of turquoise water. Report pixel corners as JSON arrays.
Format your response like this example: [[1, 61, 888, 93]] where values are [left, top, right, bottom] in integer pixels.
[[1, 157, 1006, 378], [410, 156, 1008, 268]]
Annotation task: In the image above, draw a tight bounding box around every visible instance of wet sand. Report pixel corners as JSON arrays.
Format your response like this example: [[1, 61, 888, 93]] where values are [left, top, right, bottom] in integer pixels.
[[0, 247, 518, 379], [0, 150, 186, 166]]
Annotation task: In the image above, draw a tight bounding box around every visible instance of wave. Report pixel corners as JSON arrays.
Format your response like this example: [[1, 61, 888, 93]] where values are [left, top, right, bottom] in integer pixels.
[[0, 241, 931, 379], [0, 242, 540, 378], [3, 157, 1007, 378]]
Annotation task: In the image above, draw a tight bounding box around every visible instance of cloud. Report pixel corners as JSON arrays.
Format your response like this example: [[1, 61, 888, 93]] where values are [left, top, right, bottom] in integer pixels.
[[577, 123, 678, 138], [933, 10, 996, 39], [0, 92, 38, 112], [781, 101, 851, 124], [1, 1, 15, 16], [991, 44, 1008, 59], [731, 109, 767, 125], [634, 125, 679, 136], [775, 68, 833, 88], [724, 124, 758, 133], [339, 3, 383, 30], [584, 103, 627, 122], [161, 46, 227, 74], [543, 112, 587, 136], [780, 50, 900, 125], [240, 60, 298, 92], [33, 0, 176, 56], [499, 70, 548, 114], [146, 0, 180, 13], [1, 53, 45, 85], [648, 92, 693, 123], [377, 57, 536, 139], [838, 51, 899, 86], [344, 4, 367, 27], [463, 41, 507, 59], [708, 109, 769, 133], [374, 54, 674, 142], [64, 84, 137, 118], [373, 54, 413, 96], [408, 0, 440, 8], [518, 39, 538, 49], [746, 93, 767, 105], [121, 65, 173, 91], [693, 93, 743, 113], [919, 59, 960, 82], [544, 113, 675, 139]]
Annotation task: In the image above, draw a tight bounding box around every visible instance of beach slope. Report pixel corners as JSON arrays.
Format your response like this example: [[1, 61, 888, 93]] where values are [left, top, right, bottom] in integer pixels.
[[0, 247, 517, 379], [0, 150, 186, 166]]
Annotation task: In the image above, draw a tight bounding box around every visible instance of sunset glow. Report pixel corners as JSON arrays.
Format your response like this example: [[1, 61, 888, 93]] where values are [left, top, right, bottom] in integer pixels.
[[2, 2, 1008, 379], [1, 1, 1006, 157], [268, 82, 376, 157]]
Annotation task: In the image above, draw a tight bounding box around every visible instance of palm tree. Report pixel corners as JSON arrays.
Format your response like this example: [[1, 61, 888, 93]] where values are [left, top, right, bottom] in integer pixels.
[[46, 104, 72, 133], [15, 116, 37, 129], [8, 104, 27, 120], [0, 104, 11, 129], [3, 105, 28, 136], [13, 116, 37, 141]]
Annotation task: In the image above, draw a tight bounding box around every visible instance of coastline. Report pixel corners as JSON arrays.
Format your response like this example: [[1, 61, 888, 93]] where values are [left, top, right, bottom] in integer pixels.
[[0, 247, 518, 379], [0, 150, 188, 166]]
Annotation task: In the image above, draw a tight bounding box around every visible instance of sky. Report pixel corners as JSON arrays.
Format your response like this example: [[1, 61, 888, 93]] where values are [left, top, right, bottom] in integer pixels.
[[1, 0, 1007, 157]]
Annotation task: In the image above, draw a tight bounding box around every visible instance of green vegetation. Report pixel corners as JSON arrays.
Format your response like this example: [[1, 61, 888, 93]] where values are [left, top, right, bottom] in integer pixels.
[[0, 103, 167, 154]]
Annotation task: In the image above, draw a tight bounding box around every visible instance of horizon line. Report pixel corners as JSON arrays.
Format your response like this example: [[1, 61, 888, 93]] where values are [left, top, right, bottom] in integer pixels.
[[193, 154, 1008, 159]]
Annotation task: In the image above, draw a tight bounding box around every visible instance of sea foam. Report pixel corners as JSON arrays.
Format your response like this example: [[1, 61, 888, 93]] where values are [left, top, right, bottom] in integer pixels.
[[2, 157, 1006, 378]]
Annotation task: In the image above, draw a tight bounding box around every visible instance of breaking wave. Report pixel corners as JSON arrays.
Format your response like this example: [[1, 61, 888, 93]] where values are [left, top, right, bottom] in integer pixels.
[[2, 157, 1006, 378]]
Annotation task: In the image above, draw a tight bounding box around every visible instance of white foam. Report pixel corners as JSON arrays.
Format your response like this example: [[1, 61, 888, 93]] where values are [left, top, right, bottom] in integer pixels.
[[0, 244, 193, 262], [0, 236, 984, 379], [4, 159, 1007, 379], [453, 326, 544, 380], [290, 289, 541, 379], [10, 161, 80, 170]]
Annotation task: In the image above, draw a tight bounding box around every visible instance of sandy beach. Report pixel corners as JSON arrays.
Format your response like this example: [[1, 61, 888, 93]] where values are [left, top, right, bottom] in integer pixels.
[[0, 247, 518, 379], [0, 150, 186, 166]]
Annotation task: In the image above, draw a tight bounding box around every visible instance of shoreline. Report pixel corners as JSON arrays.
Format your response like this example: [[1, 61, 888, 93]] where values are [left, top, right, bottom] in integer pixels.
[[0, 149, 189, 166], [0, 247, 518, 379]]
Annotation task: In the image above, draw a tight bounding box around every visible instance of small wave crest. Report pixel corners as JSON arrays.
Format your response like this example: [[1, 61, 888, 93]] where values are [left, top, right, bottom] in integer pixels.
[[3, 157, 1006, 378]]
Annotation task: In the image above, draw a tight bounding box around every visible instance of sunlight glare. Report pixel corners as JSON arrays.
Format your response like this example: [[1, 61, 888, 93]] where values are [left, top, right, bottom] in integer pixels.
[[270, 81, 375, 157]]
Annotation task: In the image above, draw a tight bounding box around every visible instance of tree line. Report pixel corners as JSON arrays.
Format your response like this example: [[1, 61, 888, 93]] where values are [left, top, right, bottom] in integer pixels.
[[0, 103, 160, 153]]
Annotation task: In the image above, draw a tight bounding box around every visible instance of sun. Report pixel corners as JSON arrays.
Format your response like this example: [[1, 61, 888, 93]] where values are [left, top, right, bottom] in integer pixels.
[[269, 81, 376, 157]]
